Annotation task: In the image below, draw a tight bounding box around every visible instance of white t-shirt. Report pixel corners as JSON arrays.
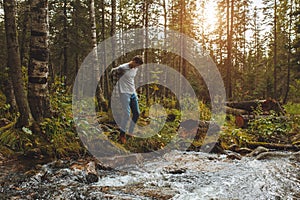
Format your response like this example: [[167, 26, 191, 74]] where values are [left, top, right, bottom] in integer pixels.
[[114, 63, 138, 94]]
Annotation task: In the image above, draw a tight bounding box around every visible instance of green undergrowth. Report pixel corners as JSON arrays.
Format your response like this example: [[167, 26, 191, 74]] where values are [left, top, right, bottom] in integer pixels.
[[220, 105, 300, 149], [284, 103, 300, 115], [1, 81, 300, 161], [0, 81, 86, 160]]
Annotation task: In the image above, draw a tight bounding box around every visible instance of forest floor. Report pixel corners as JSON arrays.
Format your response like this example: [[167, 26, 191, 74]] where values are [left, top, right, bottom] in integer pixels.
[[0, 101, 299, 164]]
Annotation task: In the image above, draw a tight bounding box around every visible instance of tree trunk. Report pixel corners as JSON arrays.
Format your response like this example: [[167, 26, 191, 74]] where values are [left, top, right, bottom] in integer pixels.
[[28, 0, 51, 122], [143, 0, 150, 105], [226, 100, 265, 112], [74, 0, 80, 99], [111, 0, 116, 68], [284, 0, 293, 104], [161, 0, 168, 101], [20, 0, 30, 68], [106, 0, 115, 98], [90, 0, 108, 112], [273, 0, 278, 100], [179, 0, 184, 97], [105, 0, 115, 115], [226, 0, 234, 99], [4, 0, 31, 127], [63, 0, 68, 86]]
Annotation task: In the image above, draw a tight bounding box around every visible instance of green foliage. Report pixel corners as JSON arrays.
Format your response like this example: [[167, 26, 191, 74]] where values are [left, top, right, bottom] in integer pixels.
[[38, 80, 84, 158], [115, 97, 215, 152], [284, 103, 300, 115], [219, 110, 299, 148], [198, 101, 212, 121], [39, 116, 83, 158], [41, 80, 73, 137], [0, 128, 33, 152], [51, 131, 82, 158], [123, 119, 180, 153], [0, 104, 11, 118], [0, 90, 11, 119], [0, 80, 85, 158], [239, 102, 295, 143], [249, 116, 291, 136], [247, 113, 292, 142], [219, 115, 253, 147], [283, 103, 300, 134], [289, 80, 300, 103]]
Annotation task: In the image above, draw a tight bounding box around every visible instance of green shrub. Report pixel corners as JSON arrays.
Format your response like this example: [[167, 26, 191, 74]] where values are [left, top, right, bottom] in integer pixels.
[[247, 111, 293, 143], [38, 80, 85, 158], [0, 127, 33, 152], [284, 103, 300, 115]]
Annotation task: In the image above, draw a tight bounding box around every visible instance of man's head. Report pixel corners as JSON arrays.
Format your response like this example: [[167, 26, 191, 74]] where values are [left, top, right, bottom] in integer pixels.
[[130, 55, 143, 68]]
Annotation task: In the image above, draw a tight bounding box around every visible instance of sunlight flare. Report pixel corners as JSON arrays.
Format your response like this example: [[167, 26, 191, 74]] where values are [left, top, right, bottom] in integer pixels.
[[201, 0, 218, 31]]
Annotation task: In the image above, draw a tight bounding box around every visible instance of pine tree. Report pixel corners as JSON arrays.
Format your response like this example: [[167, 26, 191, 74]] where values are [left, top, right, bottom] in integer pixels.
[[290, 0, 300, 101], [261, 0, 297, 101], [214, 0, 251, 100], [245, 6, 267, 99]]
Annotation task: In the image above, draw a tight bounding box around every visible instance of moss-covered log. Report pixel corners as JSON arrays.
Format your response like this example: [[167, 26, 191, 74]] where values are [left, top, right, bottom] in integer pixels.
[[246, 141, 299, 151], [225, 106, 248, 116], [226, 99, 285, 114]]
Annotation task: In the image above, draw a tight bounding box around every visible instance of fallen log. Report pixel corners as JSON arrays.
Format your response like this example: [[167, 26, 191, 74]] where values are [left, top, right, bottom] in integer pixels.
[[225, 106, 248, 116], [226, 99, 285, 115], [235, 115, 255, 128], [226, 100, 265, 112], [246, 142, 299, 151]]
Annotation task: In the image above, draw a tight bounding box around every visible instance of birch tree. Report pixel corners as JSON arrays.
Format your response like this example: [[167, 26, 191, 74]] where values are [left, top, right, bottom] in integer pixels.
[[28, 0, 51, 122]]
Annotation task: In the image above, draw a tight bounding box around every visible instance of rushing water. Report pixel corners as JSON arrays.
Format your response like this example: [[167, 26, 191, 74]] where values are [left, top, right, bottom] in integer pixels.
[[0, 151, 299, 200]]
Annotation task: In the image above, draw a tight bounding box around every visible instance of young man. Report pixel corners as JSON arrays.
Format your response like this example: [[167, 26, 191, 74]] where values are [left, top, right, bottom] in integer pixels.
[[111, 55, 143, 144]]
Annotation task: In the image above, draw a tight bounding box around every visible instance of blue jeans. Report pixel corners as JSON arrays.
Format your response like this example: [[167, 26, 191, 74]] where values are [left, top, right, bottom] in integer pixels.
[[119, 93, 140, 134]]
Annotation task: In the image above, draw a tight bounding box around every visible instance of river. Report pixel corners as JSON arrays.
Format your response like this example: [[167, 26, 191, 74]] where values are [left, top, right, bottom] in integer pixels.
[[0, 150, 299, 199]]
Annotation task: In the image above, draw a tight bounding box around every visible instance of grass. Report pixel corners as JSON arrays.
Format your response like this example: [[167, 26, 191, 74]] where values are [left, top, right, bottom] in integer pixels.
[[284, 103, 300, 115]]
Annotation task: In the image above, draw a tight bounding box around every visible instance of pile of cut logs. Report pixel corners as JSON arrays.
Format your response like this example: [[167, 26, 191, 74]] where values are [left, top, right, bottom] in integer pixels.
[[225, 99, 285, 128]]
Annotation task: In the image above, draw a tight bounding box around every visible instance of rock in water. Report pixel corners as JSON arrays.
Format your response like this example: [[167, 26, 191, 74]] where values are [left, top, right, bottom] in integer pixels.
[[202, 141, 226, 154], [86, 173, 98, 183], [85, 161, 99, 183], [226, 152, 242, 160]]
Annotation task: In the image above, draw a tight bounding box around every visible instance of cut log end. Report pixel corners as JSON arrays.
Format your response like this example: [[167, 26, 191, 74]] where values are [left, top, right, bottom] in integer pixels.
[[235, 115, 255, 128], [235, 115, 245, 128]]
